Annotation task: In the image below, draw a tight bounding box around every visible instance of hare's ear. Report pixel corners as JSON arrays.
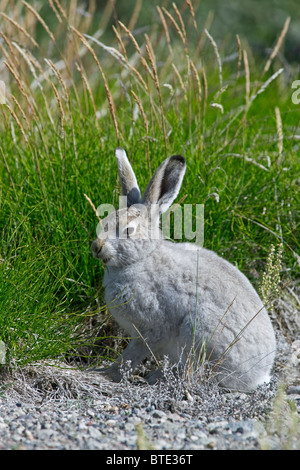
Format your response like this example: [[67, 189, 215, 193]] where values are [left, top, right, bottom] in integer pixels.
[[115, 148, 141, 206], [142, 155, 186, 213]]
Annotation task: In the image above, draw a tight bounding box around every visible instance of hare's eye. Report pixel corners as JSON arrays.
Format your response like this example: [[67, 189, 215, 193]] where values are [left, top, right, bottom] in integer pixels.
[[124, 226, 135, 237], [103, 223, 108, 232]]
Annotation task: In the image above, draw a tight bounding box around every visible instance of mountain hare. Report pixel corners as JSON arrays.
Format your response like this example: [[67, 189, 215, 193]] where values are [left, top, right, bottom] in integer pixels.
[[91, 148, 276, 391]]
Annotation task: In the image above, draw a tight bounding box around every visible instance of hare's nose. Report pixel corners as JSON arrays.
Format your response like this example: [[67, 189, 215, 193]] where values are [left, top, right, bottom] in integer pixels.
[[91, 238, 104, 258]]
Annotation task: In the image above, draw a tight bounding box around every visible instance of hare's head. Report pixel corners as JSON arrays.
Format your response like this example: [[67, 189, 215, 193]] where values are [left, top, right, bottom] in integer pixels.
[[91, 148, 186, 267]]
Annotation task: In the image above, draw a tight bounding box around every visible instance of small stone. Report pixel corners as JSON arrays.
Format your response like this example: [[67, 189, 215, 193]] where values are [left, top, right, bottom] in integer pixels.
[[235, 427, 244, 434], [88, 426, 102, 440], [207, 441, 217, 449], [106, 419, 117, 427], [150, 410, 167, 420], [24, 429, 34, 441], [287, 385, 300, 395]]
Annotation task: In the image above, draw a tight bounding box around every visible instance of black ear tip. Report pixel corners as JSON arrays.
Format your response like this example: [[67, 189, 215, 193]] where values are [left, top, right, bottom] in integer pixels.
[[170, 155, 186, 166]]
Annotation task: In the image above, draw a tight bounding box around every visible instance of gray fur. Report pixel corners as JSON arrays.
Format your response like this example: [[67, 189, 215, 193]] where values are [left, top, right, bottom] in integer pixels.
[[91, 148, 276, 392]]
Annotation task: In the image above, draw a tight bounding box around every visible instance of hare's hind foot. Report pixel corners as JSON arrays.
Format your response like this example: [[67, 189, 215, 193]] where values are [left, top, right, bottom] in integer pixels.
[[145, 368, 164, 384]]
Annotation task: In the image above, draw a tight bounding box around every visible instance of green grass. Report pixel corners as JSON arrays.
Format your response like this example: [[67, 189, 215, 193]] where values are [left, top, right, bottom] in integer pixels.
[[0, 0, 299, 368]]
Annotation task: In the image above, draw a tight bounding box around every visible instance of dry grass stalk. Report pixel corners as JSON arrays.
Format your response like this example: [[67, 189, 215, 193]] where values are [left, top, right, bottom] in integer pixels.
[[0, 12, 39, 48], [0, 42, 15, 75], [71, 25, 120, 141], [68, 0, 78, 28], [112, 24, 128, 59], [250, 68, 284, 102], [172, 2, 188, 51], [168, 194, 188, 215], [48, 0, 63, 24], [6, 103, 29, 144], [172, 63, 187, 101], [201, 64, 208, 116], [131, 323, 160, 368], [52, 0, 68, 23], [23, 1, 56, 44], [145, 35, 159, 89], [130, 90, 149, 135], [8, 1, 23, 25], [210, 304, 266, 380], [109, 25, 150, 93], [189, 60, 202, 125], [12, 41, 42, 78], [207, 297, 237, 364], [186, 0, 198, 31], [0, 146, 16, 194], [45, 58, 70, 101], [10, 94, 30, 127], [204, 29, 223, 88], [156, 6, 173, 58], [236, 34, 242, 80], [0, 0, 10, 12], [225, 153, 270, 172], [162, 6, 187, 51], [83, 32, 147, 89], [275, 106, 283, 162], [127, 62, 149, 93], [23, 3, 38, 33], [144, 35, 168, 149], [197, 11, 214, 54], [75, 62, 97, 117], [50, 81, 65, 135], [131, 90, 151, 173], [0, 30, 20, 68], [104, 82, 120, 142], [4, 61, 32, 107], [10, 42, 58, 131], [243, 49, 250, 108], [118, 21, 154, 81], [263, 17, 291, 75], [77, 0, 96, 33], [190, 60, 202, 102], [111, 24, 144, 94], [84, 194, 101, 222]]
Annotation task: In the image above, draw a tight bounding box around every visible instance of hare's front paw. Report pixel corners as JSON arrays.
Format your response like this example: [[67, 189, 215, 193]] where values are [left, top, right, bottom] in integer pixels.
[[88, 365, 122, 383]]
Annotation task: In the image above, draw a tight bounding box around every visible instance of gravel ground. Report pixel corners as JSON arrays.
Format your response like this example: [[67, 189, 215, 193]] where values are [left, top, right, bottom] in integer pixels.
[[0, 394, 279, 450], [0, 340, 299, 451], [0, 378, 299, 451], [0, 288, 299, 451]]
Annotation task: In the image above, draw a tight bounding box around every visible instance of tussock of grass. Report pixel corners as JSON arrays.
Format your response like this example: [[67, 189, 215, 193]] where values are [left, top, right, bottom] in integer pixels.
[[0, 0, 299, 371]]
